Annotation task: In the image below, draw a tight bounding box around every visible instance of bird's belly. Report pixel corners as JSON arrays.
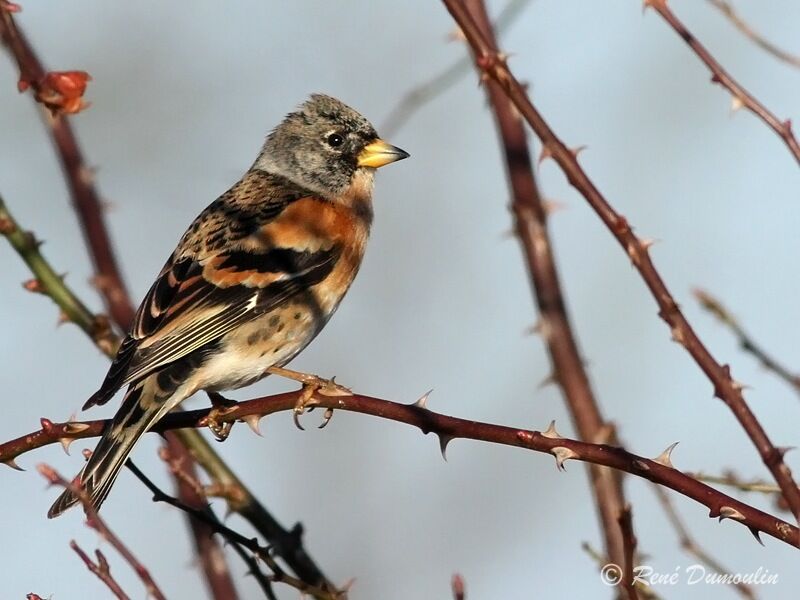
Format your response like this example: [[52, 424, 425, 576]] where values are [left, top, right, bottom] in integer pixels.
[[195, 305, 320, 392]]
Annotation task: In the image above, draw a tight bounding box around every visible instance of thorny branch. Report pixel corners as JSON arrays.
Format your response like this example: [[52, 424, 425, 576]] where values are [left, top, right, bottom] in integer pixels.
[[440, 0, 800, 523], [694, 288, 800, 395], [654, 485, 757, 600], [38, 464, 167, 600], [643, 0, 800, 166], [3, 397, 798, 548], [463, 0, 630, 569]]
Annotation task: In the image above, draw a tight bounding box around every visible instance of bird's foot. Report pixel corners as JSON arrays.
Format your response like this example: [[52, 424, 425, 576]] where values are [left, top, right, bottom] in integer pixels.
[[267, 367, 351, 430], [206, 391, 238, 442]]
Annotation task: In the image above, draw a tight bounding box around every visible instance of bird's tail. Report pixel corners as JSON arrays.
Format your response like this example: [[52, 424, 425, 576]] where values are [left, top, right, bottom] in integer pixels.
[[48, 381, 171, 518]]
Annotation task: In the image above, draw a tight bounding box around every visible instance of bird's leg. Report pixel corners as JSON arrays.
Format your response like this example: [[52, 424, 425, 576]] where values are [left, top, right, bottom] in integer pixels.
[[206, 391, 238, 442], [266, 366, 351, 430]]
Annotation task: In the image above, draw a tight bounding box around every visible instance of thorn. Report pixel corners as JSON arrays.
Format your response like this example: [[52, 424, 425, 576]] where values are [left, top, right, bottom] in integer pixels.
[[542, 199, 567, 215], [718, 506, 745, 522], [447, 25, 466, 42], [541, 420, 562, 439], [748, 527, 765, 546], [241, 414, 264, 437], [730, 95, 744, 113], [670, 326, 686, 346], [777, 446, 795, 458], [438, 434, 454, 461], [653, 442, 679, 468], [413, 389, 433, 409], [551, 446, 578, 471], [570, 145, 588, 159], [64, 422, 89, 435], [58, 438, 75, 455], [2, 458, 24, 471], [529, 317, 552, 340], [538, 145, 553, 164], [640, 237, 658, 251], [538, 372, 558, 389], [56, 310, 71, 326], [40, 418, 55, 432]]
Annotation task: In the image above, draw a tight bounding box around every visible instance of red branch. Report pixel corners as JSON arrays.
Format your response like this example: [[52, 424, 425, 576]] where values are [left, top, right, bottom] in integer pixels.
[[645, 0, 800, 166], [440, 0, 800, 524], [71, 542, 130, 600], [4, 391, 797, 547], [0, 8, 133, 328], [39, 464, 166, 600], [463, 0, 629, 567]]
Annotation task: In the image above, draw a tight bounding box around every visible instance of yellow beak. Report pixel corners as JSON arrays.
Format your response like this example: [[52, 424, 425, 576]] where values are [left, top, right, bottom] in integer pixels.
[[357, 139, 410, 169]]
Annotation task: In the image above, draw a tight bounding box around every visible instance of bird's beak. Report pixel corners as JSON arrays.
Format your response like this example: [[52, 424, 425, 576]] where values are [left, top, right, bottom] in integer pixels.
[[357, 139, 410, 169]]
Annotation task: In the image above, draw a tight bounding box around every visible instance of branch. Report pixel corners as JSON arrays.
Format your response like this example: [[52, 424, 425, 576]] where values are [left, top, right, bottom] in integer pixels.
[[694, 288, 800, 395], [440, 0, 800, 523], [451, 574, 466, 600], [0, 195, 117, 355], [4, 393, 798, 547], [462, 0, 630, 568], [38, 464, 166, 600], [163, 436, 240, 600], [70, 543, 131, 600], [643, 0, 800, 166], [707, 0, 800, 69], [617, 505, 640, 600], [0, 8, 132, 325], [125, 461, 339, 600], [653, 485, 757, 600]]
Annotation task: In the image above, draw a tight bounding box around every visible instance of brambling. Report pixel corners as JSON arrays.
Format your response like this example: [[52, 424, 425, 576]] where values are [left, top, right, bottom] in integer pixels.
[[48, 94, 408, 517]]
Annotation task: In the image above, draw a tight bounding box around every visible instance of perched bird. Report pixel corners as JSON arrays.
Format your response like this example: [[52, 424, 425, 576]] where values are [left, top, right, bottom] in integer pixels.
[[48, 94, 408, 517]]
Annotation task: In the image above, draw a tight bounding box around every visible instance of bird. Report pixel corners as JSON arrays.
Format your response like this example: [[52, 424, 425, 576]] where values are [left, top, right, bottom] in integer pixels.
[[48, 94, 409, 518]]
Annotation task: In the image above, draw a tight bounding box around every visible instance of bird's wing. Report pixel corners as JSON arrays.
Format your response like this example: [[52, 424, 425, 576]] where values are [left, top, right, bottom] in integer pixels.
[[85, 195, 340, 409]]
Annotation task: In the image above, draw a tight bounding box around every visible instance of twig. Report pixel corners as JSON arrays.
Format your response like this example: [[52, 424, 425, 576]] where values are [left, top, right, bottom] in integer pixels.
[[380, 0, 531, 136], [163, 436, 240, 600], [0, 9, 132, 326], [124, 461, 339, 600], [70, 542, 131, 600], [451, 573, 465, 600], [653, 485, 757, 600], [642, 0, 800, 166], [617, 505, 639, 600], [694, 288, 800, 395], [706, 0, 800, 69], [6, 394, 797, 547], [0, 196, 117, 355], [688, 471, 782, 496], [462, 0, 630, 569], [439, 0, 800, 523], [38, 464, 166, 600]]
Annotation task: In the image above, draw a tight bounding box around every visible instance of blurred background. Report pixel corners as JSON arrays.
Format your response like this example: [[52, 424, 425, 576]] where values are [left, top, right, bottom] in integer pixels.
[[2, 0, 800, 598]]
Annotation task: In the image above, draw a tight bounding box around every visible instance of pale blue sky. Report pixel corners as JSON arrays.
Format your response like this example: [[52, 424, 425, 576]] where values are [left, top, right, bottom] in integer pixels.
[[2, 1, 799, 598]]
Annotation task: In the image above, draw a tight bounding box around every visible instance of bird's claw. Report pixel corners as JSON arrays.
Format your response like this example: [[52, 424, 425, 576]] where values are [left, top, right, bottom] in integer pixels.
[[206, 392, 238, 442], [292, 376, 349, 430]]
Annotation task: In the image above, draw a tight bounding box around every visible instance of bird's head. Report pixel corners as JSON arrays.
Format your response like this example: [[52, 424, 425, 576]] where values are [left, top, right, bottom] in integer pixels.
[[256, 94, 409, 199]]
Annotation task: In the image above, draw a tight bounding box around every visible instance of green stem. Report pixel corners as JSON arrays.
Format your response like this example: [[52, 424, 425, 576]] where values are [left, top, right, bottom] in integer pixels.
[[0, 194, 117, 355]]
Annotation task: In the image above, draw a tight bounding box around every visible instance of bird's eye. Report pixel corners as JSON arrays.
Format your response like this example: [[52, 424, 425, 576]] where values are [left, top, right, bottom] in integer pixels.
[[326, 133, 344, 148]]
